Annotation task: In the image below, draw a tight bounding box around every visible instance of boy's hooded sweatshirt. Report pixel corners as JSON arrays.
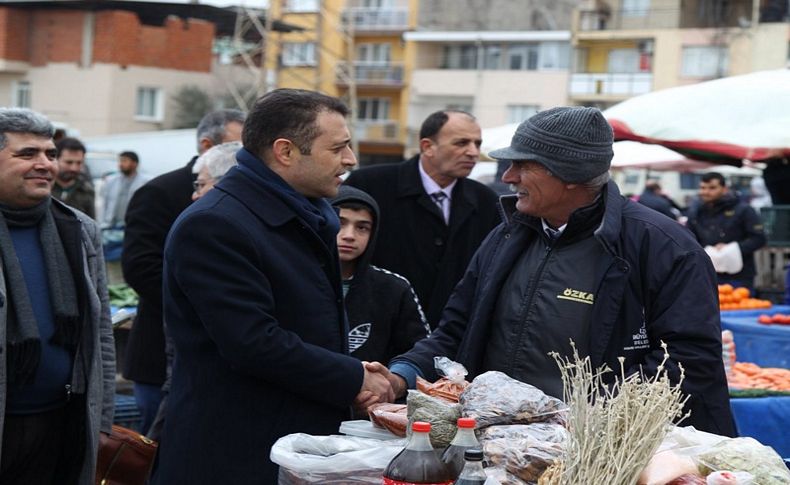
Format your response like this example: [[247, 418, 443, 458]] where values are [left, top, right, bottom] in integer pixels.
[[332, 185, 430, 363]]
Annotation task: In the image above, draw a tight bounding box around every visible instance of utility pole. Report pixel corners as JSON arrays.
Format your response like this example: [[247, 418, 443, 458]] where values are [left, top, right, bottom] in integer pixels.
[[344, 2, 359, 159]]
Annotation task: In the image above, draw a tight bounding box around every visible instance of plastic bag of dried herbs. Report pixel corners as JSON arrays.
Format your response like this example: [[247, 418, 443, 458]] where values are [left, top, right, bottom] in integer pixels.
[[459, 371, 567, 428], [696, 437, 790, 485], [406, 390, 460, 449]]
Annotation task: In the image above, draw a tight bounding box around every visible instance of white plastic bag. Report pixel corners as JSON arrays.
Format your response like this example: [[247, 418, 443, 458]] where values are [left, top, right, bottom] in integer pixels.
[[270, 433, 405, 484]]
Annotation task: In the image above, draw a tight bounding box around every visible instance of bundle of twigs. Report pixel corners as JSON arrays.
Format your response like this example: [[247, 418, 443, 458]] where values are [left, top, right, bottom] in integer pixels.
[[538, 341, 688, 485]]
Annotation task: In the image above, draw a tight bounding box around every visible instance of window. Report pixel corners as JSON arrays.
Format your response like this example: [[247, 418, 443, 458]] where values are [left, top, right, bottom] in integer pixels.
[[538, 42, 570, 70], [282, 42, 317, 66], [508, 44, 540, 70], [623, 0, 650, 16], [507, 105, 539, 124], [285, 0, 318, 12], [357, 43, 391, 63], [681, 46, 728, 77], [442, 45, 478, 70], [358, 98, 390, 120], [483, 46, 502, 69], [135, 87, 163, 121], [13, 81, 31, 108], [607, 49, 641, 73]]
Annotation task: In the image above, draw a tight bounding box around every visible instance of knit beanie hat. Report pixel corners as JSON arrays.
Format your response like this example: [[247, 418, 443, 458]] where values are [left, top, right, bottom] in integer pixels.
[[488, 107, 614, 183]]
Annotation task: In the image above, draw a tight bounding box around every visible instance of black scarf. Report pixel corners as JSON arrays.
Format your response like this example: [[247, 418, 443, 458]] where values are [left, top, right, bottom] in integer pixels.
[[235, 147, 340, 249], [0, 198, 79, 386]]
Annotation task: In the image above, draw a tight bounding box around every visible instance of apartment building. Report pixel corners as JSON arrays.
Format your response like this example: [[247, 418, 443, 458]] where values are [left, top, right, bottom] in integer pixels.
[[402, 0, 580, 156], [267, 0, 417, 165], [570, 0, 789, 109]]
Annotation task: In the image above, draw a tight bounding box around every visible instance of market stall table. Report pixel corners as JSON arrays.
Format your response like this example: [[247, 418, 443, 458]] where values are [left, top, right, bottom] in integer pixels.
[[720, 305, 790, 368], [729, 395, 790, 459]]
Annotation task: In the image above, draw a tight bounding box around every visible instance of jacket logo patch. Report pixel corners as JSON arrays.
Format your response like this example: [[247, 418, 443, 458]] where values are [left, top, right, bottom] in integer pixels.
[[557, 288, 594, 305], [348, 323, 372, 352], [624, 321, 650, 351]]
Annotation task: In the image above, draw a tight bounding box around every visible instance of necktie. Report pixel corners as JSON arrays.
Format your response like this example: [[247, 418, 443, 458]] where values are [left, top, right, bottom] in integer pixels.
[[545, 226, 561, 242], [431, 192, 449, 224]]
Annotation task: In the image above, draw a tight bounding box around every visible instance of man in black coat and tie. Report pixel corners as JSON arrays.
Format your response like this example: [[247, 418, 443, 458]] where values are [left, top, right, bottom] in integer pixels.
[[345, 110, 500, 329], [120, 109, 245, 436]]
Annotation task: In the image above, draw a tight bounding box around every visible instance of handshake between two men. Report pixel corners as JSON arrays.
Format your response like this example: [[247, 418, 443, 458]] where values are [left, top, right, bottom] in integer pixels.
[[355, 362, 408, 412]]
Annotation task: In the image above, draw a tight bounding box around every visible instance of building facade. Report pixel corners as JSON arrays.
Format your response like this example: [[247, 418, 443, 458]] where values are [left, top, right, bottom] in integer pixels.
[[570, 0, 790, 109], [267, 0, 417, 165], [0, 4, 219, 136]]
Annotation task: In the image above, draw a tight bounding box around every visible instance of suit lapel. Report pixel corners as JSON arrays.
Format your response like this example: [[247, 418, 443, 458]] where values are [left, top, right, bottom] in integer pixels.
[[397, 156, 446, 224]]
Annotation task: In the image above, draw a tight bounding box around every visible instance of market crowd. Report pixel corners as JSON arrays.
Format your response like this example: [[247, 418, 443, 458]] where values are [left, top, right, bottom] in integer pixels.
[[2, 86, 782, 483]]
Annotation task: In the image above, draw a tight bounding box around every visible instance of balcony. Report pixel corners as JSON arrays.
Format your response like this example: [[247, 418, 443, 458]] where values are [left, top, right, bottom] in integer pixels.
[[570, 72, 652, 97], [353, 120, 400, 144], [343, 2, 409, 32], [577, 7, 680, 31], [336, 61, 404, 87]]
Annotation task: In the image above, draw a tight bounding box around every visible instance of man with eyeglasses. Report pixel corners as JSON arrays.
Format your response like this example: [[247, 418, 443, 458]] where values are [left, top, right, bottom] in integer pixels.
[[191, 141, 241, 201], [371, 106, 736, 438]]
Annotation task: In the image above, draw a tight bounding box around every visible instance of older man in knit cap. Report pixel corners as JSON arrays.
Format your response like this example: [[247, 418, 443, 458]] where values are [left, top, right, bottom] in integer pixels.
[[372, 107, 735, 437]]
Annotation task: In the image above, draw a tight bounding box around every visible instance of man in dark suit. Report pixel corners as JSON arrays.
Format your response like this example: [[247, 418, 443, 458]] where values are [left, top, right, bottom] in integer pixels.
[[345, 110, 500, 328], [120, 109, 245, 436]]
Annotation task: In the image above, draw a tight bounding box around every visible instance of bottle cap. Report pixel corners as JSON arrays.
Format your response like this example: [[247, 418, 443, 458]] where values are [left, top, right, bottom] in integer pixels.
[[412, 421, 431, 433], [464, 449, 484, 461], [457, 417, 476, 428]]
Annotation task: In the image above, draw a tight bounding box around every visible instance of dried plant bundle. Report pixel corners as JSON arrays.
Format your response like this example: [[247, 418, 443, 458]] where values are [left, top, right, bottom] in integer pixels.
[[540, 341, 688, 485]]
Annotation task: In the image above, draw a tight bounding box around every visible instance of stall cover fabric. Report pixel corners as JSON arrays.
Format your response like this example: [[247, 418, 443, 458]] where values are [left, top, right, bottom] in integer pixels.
[[604, 69, 790, 165]]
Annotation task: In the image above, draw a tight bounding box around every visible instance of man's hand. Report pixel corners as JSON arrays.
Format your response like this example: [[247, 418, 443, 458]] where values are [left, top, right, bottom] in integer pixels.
[[354, 362, 395, 413], [364, 361, 407, 400]]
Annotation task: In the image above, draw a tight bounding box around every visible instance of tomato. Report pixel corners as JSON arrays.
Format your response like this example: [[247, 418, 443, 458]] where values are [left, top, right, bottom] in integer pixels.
[[758, 315, 773, 324]]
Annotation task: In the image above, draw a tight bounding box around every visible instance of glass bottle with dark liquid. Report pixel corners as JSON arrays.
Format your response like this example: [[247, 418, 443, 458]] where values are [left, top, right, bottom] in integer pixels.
[[441, 417, 481, 479], [382, 421, 454, 485], [454, 449, 487, 485]]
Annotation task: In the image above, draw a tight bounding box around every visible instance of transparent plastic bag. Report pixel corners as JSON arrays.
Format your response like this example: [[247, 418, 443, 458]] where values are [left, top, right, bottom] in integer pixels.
[[460, 371, 567, 428], [406, 390, 461, 449], [705, 470, 754, 485], [479, 424, 566, 484], [270, 433, 405, 484], [434, 356, 468, 384], [695, 437, 789, 485], [479, 423, 568, 444]]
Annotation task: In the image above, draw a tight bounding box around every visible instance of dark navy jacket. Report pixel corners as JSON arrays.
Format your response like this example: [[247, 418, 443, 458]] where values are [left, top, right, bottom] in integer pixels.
[[393, 182, 735, 437], [686, 193, 766, 283], [152, 157, 364, 484]]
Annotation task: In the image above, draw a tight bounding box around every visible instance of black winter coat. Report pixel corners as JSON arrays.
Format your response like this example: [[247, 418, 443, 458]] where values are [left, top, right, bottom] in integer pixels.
[[393, 182, 736, 436], [121, 159, 196, 385], [686, 193, 766, 283], [152, 155, 364, 485], [332, 185, 430, 364], [344, 156, 500, 328]]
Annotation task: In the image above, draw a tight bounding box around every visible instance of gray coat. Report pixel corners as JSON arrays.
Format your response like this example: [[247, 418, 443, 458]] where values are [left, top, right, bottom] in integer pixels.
[[0, 199, 116, 484]]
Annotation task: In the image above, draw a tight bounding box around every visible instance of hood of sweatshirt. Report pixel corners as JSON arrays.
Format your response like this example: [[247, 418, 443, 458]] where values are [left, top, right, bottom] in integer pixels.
[[331, 184, 380, 280]]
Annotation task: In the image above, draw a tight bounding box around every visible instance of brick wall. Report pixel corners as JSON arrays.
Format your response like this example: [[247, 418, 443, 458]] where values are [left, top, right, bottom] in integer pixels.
[[0, 7, 214, 72], [0, 8, 31, 62], [94, 11, 214, 72], [30, 10, 84, 65]]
